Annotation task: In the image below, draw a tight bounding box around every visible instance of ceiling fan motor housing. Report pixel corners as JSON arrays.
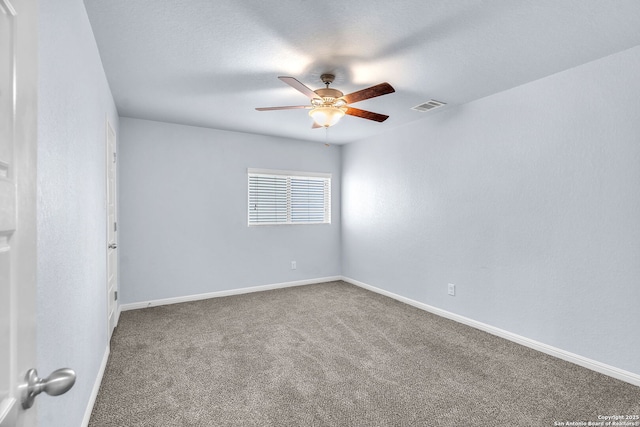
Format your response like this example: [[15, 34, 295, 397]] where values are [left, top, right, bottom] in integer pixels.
[[313, 74, 345, 105], [314, 87, 344, 102]]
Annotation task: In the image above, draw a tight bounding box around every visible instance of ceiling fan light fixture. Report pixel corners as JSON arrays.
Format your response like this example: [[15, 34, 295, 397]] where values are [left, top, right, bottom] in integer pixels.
[[309, 106, 346, 128], [256, 75, 395, 127]]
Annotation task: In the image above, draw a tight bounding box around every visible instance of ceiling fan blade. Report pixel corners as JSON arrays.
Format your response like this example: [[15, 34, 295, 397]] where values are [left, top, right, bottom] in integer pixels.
[[278, 76, 322, 100], [342, 82, 395, 104], [311, 122, 323, 129], [345, 107, 389, 122], [255, 105, 311, 111]]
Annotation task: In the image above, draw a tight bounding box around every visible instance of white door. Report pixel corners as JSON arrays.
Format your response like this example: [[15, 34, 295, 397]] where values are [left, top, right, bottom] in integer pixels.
[[0, 0, 37, 425], [106, 120, 118, 337]]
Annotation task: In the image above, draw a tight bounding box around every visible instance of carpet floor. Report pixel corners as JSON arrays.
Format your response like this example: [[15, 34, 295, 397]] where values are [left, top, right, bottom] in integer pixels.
[[89, 281, 640, 426]]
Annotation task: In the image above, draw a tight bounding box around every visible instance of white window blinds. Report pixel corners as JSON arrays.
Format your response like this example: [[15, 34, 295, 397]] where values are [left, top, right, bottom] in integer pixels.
[[248, 169, 331, 225]]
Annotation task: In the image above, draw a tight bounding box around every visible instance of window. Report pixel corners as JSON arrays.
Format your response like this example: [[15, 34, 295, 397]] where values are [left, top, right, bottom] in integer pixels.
[[248, 169, 331, 225]]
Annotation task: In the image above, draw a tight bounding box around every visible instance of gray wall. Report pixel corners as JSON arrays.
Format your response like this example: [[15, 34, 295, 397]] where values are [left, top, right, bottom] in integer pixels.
[[118, 118, 341, 304], [37, 0, 119, 425], [342, 46, 640, 375]]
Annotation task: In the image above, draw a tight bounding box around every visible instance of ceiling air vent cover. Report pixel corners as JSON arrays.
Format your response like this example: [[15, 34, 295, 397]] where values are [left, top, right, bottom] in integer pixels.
[[411, 99, 446, 112]]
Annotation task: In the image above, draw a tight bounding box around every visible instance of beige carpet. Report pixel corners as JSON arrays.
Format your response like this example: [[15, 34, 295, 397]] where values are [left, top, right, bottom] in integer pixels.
[[89, 281, 640, 426]]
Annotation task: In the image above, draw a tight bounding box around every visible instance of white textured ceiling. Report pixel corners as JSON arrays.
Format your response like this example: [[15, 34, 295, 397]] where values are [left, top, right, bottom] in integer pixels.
[[84, 0, 640, 144]]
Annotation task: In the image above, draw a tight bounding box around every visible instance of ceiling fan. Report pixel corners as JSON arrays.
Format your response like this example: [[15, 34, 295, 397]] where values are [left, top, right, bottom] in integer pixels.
[[256, 74, 395, 128]]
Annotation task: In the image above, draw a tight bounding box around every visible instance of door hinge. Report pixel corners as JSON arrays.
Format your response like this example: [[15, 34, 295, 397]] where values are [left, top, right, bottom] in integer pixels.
[[114, 221, 117, 232], [113, 152, 117, 163], [114, 291, 118, 301]]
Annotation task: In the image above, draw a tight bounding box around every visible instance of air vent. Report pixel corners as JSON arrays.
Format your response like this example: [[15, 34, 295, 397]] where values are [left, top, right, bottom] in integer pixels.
[[411, 99, 447, 112]]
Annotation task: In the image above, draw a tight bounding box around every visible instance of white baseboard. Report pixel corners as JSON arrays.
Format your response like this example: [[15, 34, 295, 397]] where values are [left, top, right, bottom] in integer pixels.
[[120, 276, 343, 312], [81, 344, 110, 427], [341, 276, 640, 388]]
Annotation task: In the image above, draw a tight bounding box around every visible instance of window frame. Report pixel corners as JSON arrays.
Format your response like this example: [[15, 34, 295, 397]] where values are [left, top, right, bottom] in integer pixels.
[[248, 168, 332, 226]]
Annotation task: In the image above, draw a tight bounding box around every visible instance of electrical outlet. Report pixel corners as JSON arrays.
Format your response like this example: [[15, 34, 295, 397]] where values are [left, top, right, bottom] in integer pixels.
[[291, 261, 297, 270], [448, 283, 455, 296]]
